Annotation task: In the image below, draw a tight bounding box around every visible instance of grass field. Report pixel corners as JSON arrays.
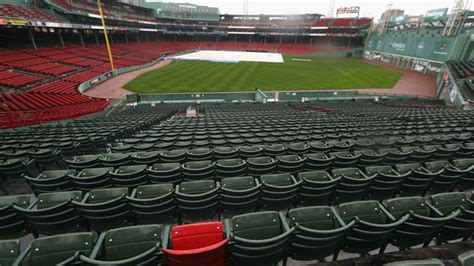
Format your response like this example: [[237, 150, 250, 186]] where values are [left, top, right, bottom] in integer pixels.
[[124, 55, 403, 93]]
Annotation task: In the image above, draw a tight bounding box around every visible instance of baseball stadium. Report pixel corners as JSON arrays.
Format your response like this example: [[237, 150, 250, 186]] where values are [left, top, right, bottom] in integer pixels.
[[0, 0, 474, 265]]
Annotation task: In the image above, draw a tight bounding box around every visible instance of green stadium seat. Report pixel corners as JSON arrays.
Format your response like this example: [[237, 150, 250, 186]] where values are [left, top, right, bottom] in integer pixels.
[[0, 158, 37, 179], [131, 151, 160, 164], [276, 155, 306, 174], [425, 161, 464, 193], [379, 148, 410, 165], [288, 206, 354, 262], [330, 151, 361, 168], [264, 144, 287, 157], [187, 148, 213, 161], [65, 154, 101, 169], [128, 183, 176, 225], [182, 160, 215, 181], [309, 141, 333, 153], [0, 239, 20, 266], [148, 163, 182, 185], [238, 146, 264, 158], [332, 168, 374, 203], [14, 232, 98, 266], [303, 153, 334, 170], [24, 170, 75, 194], [383, 196, 459, 250], [70, 167, 113, 191], [353, 149, 385, 166], [364, 166, 407, 200], [429, 192, 474, 242], [338, 200, 408, 256], [396, 163, 439, 197], [75, 187, 131, 231], [260, 173, 301, 211], [452, 159, 474, 189], [78, 225, 164, 265], [220, 176, 261, 218], [160, 149, 187, 163], [100, 153, 132, 167], [297, 170, 340, 206], [0, 194, 31, 239], [176, 180, 219, 223], [111, 144, 134, 153], [214, 146, 239, 159], [134, 143, 155, 152], [216, 158, 247, 179], [225, 211, 294, 266], [287, 142, 310, 155], [29, 148, 63, 169], [247, 156, 277, 176], [110, 164, 148, 188]]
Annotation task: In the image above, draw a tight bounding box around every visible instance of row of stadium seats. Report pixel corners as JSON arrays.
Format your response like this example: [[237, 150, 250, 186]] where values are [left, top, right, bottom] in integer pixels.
[[0, 102, 473, 264], [0, 2, 62, 21], [0, 191, 472, 263]]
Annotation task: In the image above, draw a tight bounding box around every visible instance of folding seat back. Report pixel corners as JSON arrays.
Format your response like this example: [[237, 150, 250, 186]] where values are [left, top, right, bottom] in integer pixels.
[[303, 153, 334, 170], [65, 154, 100, 169], [182, 160, 215, 181], [148, 163, 182, 185], [100, 153, 132, 167], [132, 151, 160, 164], [226, 211, 294, 266], [247, 156, 277, 176], [0, 239, 20, 266], [430, 192, 474, 242], [365, 166, 405, 200], [332, 168, 373, 203], [395, 163, 436, 197], [0, 194, 31, 238], [297, 171, 339, 206], [276, 155, 306, 174], [79, 225, 163, 265], [214, 146, 238, 159], [25, 170, 75, 194], [75, 188, 130, 231], [18, 232, 97, 266], [110, 164, 148, 188], [288, 206, 354, 261], [160, 150, 187, 163], [71, 167, 113, 192], [128, 184, 176, 225], [187, 148, 213, 161], [176, 180, 219, 223], [383, 196, 458, 249], [238, 146, 263, 158], [216, 158, 247, 179], [220, 176, 261, 217], [338, 200, 408, 255], [162, 222, 229, 266], [16, 191, 83, 236], [260, 173, 301, 211], [425, 161, 464, 193]]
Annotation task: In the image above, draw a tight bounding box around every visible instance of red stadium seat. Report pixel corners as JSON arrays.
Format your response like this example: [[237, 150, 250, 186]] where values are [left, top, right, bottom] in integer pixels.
[[162, 221, 229, 266]]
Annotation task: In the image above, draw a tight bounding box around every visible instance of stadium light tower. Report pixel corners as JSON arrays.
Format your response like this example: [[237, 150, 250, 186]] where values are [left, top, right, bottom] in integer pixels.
[[443, 0, 467, 36]]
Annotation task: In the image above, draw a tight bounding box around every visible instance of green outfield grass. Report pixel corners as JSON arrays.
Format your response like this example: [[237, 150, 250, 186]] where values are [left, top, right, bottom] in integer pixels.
[[124, 55, 403, 93]]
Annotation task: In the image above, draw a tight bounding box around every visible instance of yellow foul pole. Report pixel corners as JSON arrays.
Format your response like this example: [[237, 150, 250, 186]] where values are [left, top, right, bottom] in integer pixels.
[[97, 0, 115, 70]]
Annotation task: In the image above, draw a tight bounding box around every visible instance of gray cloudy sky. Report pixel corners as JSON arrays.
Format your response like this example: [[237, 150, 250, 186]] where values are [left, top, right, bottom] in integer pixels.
[[163, 0, 459, 18]]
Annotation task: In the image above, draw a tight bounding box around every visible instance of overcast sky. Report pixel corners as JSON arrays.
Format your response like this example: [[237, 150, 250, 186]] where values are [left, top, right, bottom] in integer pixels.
[[160, 0, 460, 18]]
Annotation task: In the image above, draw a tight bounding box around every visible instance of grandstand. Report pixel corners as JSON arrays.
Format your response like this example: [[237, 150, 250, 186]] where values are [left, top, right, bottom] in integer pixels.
[[0, 0, 474, 265]]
